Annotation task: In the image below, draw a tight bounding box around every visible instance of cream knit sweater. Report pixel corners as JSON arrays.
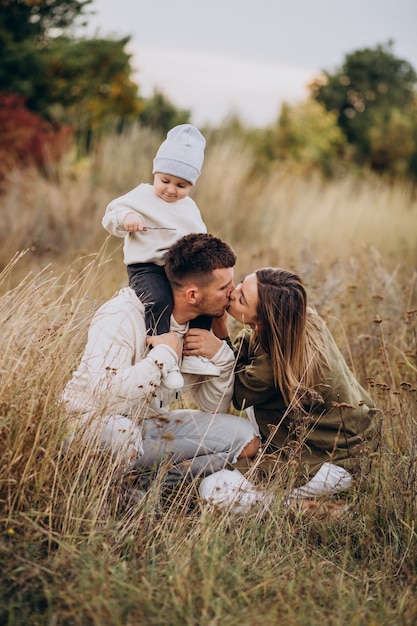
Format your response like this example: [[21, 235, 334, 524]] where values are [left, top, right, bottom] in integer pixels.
[[102, 183, 207, 266], [62, 288, 235, 420]]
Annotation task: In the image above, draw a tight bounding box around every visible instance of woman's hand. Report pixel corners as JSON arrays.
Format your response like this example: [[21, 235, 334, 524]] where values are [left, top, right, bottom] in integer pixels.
[[183, 329, 222, 360]]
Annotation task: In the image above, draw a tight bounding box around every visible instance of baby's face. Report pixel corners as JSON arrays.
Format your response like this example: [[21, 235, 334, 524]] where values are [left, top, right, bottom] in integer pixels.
[[153, 172, 192, 202]]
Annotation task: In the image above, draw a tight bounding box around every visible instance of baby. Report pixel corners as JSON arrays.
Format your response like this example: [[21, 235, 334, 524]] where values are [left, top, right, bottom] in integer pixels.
[[102, 124, 220, 389]]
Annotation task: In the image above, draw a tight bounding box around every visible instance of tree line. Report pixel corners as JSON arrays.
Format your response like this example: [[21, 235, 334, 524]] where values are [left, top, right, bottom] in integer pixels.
[[1, 0, 416, 180]]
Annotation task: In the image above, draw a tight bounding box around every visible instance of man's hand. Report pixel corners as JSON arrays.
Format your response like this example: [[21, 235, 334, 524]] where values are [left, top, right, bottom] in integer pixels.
[[124, 213, 145, 232], [147, 332, 182, 358], [183, 329, 222, 360]]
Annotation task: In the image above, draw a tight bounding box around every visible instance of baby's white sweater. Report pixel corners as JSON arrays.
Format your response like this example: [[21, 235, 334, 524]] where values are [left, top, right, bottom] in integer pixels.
[[102, 183, 207, 266]]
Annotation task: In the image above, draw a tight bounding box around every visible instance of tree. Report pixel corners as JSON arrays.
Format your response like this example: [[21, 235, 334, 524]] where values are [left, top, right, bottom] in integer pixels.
[[367, 107, 416, 175], [41, 36, 142, 131], [249, 100, 348, 176], [0, 1, 141, 136], [311, 42, 417, 174], [0, 93, 73, 181], [0, 0, 94, 112], [0, 0, 92, 43], [0, 0, 192, 152]]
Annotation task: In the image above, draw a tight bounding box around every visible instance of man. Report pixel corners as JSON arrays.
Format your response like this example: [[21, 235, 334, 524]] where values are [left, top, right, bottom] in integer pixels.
[[62, 233, 260, 490]]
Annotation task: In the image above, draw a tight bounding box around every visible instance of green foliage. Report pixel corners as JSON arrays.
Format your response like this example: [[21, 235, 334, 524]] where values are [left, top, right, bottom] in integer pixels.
[[0, 0, 141, 131], [0, 0, 96, 121], [312, 42, 417, 176], [367, 107, 416, 175], [0, 0, 92, 42], [0, 33, 142, 151], [273, 100, 348, 175], [245, 100, 349, 177], [0, 26, 46, 109], [0, 0, 189, 152], [42, 36, 142, 131]]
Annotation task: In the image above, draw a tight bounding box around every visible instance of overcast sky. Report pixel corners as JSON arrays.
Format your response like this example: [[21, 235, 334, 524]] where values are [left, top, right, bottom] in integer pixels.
[[84, 0, 417, 126]]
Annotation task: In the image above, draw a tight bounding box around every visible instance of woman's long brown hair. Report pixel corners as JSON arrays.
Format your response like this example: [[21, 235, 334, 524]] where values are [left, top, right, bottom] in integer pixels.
[[255, 268, 328, 407]]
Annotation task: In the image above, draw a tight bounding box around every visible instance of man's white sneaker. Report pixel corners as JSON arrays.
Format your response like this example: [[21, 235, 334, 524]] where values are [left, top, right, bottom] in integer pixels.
[[181, 355, 220, 376], [162, 366, 184, 390]]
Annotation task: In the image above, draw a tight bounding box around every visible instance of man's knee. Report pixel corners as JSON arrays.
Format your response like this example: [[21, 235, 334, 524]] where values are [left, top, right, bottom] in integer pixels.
[[64, 414, 143, 462], [238, 435, 261, 459], [100, 415, 144, 459]]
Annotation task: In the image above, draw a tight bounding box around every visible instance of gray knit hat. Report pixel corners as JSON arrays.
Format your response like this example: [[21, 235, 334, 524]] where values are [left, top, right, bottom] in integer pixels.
[[152, 124, 206, 184]]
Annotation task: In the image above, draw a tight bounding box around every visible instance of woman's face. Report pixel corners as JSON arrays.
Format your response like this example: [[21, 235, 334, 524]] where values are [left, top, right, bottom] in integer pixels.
[[227, 272, 259, 326]]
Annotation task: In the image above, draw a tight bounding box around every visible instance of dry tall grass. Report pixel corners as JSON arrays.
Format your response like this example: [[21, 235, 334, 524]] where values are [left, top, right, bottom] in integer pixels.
[[0, 126, 417, 625]]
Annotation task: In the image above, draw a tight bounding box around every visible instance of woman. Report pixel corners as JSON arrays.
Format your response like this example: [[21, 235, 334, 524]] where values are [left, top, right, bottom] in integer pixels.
[[194, 267, 378, 503]]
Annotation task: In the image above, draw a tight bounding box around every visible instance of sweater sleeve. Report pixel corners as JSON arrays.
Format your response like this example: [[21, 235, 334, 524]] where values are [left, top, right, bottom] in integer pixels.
[[184, 340, 236, 413], [102, 186, 144, 238], [84, 314, 176, 398], [62, 297, 178, 416], [232, 330, 278, 411]]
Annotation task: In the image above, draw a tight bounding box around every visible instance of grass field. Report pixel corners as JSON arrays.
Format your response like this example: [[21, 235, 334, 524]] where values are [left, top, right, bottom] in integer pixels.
[[0, 127, 416, 625]]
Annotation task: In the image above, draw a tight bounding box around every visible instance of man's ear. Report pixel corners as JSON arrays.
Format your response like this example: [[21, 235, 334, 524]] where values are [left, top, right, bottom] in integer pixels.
[[185, 286, 198, 304]]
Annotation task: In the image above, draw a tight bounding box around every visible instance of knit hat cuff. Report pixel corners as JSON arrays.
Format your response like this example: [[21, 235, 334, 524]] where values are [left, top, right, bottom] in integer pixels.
[[152, 157, 200, 185]]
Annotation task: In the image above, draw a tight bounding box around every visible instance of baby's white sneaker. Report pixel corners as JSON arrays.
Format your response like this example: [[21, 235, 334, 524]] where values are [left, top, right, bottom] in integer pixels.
[[162, 365, 184, 390], [181, 355, 220, 376]]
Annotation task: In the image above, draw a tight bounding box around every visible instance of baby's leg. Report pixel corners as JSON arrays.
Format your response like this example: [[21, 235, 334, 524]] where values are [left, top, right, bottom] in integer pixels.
[[127, 262, 173, 335], [127, 263, 183, 390]]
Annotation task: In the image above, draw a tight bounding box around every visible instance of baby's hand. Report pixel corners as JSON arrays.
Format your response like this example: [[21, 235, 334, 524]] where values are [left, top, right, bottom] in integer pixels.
[[147, 332, 182, 358], [124, 213, 145, 232]]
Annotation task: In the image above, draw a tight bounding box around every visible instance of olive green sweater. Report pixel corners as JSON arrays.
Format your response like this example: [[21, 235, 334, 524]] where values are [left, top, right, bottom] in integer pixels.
[[232, 324, 378, 477]]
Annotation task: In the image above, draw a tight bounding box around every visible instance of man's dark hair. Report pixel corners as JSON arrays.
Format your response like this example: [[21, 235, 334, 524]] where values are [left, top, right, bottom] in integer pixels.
[[165, 233, 237, 289]]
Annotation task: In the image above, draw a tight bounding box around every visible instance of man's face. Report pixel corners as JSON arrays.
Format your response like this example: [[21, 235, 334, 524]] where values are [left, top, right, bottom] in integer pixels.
[[197, 267, 235, 317]]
